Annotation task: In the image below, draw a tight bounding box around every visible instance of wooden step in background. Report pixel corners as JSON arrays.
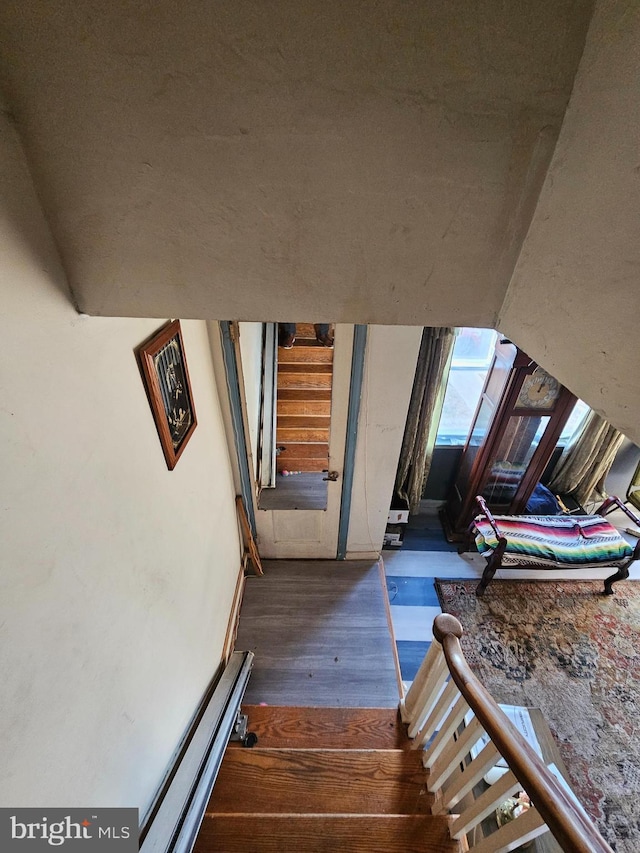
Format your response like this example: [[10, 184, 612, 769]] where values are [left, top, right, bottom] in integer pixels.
[[278, 399, 332, 416], [276, 324, 334, 473]]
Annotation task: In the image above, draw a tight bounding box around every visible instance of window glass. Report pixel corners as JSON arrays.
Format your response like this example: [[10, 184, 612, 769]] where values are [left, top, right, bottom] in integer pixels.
[[436, 328, 591, 448], [482, 416, 550, 504], [558, 399, 590, 445], [436, 328, 499, 445]]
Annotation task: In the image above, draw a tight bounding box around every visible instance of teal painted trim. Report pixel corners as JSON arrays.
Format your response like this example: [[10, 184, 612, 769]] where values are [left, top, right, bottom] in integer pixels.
[[219, 321, 257, 538], [337, 325, 368, 560]]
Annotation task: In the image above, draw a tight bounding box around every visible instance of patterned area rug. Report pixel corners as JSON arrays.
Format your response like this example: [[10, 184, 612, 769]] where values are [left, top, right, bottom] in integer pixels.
[[435, 579, 640, 852]]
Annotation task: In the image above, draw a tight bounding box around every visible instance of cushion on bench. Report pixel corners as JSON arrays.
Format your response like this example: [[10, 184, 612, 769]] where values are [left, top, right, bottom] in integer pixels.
[[473, 514, 633, 569]]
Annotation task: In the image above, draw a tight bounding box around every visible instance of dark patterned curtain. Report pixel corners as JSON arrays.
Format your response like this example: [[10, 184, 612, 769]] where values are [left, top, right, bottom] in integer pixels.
[[394, 327, 456, 513]]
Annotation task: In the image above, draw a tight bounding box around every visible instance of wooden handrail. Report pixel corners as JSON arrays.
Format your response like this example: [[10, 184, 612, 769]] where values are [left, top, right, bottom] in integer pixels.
[[433, 614, 614, 853]]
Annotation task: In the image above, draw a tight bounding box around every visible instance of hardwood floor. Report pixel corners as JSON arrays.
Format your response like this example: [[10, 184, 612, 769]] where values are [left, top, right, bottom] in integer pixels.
[[235, 559, 400, 707], [258, 472, 327, 510]]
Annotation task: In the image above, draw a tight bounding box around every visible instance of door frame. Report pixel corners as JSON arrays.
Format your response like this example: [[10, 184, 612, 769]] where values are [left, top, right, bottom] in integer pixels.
[[258, 322, 278, 490], [337, 324, 367, 559], [219, 320, 257, 537], [226, 323, 366, 559]]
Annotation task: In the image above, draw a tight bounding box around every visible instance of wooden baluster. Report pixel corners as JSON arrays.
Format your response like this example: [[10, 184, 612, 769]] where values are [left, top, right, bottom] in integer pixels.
[[410, 678, 459, 744], [449, 769, 521, 840], [469, 806, 547, 853], [400, 641, 447, 725], [427, 715, 484, 790], [436, 739, 501, 813], [419, 692, 470, 761]]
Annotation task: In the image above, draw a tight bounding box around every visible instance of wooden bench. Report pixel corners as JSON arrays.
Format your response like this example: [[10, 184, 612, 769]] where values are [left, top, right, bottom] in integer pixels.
[[461, 495, 640, 596]]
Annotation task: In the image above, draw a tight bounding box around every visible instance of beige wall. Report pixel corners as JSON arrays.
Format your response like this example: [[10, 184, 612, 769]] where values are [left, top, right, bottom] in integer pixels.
[[347, 326, 423, 556], [500, 0, 640, 444], [0, 116, 241, 812]]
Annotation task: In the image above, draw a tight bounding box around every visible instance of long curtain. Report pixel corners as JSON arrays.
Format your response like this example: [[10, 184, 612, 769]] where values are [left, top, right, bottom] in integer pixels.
[[395, 327, 456, 513], [548, 411, 624, 507]]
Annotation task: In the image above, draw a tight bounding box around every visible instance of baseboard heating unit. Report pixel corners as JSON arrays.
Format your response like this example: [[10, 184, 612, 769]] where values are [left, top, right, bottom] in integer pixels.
[[139, 650, 254, 853]]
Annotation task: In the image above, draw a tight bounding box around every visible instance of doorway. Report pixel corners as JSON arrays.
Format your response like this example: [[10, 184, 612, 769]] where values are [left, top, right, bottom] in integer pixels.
[[235, 323, 356, 559], [260, 322, 335, 512]]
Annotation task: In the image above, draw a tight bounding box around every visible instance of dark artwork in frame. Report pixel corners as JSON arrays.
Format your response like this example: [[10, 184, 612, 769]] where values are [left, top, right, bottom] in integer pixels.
[[137, 319, 197, 469]]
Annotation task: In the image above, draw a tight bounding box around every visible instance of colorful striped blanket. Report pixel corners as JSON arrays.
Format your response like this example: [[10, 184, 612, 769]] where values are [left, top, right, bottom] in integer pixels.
[[474, 514, 633, 569]]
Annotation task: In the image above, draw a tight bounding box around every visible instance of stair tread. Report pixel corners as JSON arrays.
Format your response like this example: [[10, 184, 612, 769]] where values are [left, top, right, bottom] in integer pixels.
[[235, 705, 408, 749], [278, 400, 332, 415], [284, 322, 324, 340], [277, 459, 328, 472], [277, 428, 330, 442], [277, 415, 330, 428], [278, 346, 334, 363], [195, 815, 461, 853], [209, 748, 432, 815], [278, 374, 333, 389], [277, 443, 329, 457], [278, 389, 333, 401], [278, 363, 334, 374]]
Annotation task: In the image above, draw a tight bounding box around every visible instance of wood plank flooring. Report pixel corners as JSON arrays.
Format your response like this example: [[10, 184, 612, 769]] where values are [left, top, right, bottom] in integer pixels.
[[236, 560, 399, 707], [258, 472, 328, 510]]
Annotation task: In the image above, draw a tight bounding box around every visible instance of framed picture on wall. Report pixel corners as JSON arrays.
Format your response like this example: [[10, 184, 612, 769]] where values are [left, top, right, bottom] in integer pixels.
[[137, 320, 197, 469]]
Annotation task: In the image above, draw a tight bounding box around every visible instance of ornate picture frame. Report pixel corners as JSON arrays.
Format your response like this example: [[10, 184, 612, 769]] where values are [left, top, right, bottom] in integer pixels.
[[137, 320, 198, 469]]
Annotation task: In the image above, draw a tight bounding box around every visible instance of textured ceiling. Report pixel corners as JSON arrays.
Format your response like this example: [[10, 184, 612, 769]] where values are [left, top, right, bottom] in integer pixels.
[[0, 0, 593, 324]]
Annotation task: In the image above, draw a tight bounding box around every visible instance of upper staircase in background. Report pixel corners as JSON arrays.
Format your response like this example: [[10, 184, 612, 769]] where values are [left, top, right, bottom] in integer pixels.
[[276, 323, 334, 474]]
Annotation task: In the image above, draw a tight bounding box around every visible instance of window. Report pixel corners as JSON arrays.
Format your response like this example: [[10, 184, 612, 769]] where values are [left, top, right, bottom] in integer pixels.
[[436, 328, 498, 445], [558, 398, 590, 446], [436, 327, 591, 448]]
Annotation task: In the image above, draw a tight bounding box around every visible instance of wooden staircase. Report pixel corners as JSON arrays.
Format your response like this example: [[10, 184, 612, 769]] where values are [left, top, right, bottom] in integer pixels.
[[276, 323, 333, 474], [194, 705, 462, 853]]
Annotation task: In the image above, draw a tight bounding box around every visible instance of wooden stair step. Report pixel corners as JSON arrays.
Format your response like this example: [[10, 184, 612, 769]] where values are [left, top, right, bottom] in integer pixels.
[[278, 389, 333, 402], [278, 399, 332, 416], [278, 346, 334, 364], [280, 338, 333, 349], [277, 459, 328, 472], [278, 363, 333, 374], [233, 706, 408, 749], [208, 749, 432, 815], [277, 415, 330, 429], [278, 373, 333, 390], [277, 428, 330, 442], [277, 442, 329, 458], [195, 814, 460, 853], [291, 322, 323, 339]]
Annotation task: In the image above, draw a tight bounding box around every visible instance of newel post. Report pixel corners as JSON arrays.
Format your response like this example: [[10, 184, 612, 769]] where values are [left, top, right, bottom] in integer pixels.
[[432, 614, 464, 646]]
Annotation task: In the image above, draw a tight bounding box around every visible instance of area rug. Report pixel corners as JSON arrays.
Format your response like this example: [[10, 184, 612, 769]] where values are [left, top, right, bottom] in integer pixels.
[[435, 579, 640, 852]]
